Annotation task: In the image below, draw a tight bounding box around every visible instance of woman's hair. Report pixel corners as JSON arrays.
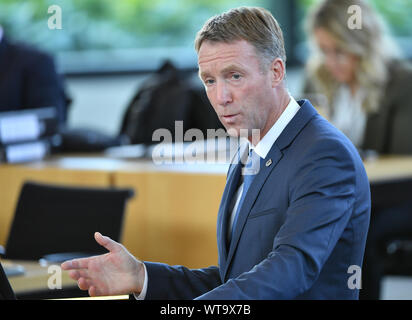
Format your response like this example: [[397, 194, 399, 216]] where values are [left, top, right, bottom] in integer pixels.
[[194, 6, 286, 70], [305, 0, 401, 113]]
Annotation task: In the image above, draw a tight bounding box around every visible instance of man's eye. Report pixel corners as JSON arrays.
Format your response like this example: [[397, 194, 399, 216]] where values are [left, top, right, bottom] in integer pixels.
[[232, 73, 241, 80], [204, 79, 215, 86]]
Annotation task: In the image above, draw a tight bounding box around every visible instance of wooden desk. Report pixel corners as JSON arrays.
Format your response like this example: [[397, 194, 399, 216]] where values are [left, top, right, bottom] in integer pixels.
[[0, 156, 229, 269], [2, 259, 78, 298], [363, 156, 412, 183], [1, 154, 411, 274], [114, 167, 226, 268]]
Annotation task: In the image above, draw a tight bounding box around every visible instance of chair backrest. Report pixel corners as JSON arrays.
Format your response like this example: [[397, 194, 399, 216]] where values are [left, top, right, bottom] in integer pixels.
[[4, 181, 134, 260], [0, 262, 16, 300]]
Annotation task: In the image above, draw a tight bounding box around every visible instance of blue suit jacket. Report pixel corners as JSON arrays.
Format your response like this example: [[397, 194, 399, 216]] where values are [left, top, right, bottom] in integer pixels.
[[144, 100, 371, 299]]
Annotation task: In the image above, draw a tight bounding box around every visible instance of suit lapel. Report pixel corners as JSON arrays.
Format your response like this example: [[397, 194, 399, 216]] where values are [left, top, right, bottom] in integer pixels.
[[216, 155, 242, 279], [223, 145, 283, 280]]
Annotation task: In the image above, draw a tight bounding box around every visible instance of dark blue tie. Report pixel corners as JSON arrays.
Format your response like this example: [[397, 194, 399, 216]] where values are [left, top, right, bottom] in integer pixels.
[[230, 149, 257, 241]]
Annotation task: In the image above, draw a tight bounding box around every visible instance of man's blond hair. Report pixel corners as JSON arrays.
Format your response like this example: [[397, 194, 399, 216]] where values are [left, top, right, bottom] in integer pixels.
[[195, 7, 286, 69]]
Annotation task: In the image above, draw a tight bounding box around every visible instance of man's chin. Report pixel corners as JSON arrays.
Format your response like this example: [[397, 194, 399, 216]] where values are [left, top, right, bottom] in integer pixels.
[[225, 126, 248, 138], [225, 127, 261, 142]]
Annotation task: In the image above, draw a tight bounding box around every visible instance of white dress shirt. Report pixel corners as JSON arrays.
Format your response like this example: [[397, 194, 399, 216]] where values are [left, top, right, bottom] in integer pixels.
[[135, 96, 301, 299], [331, 85, 366, 148], [227, 96, 301, 241]]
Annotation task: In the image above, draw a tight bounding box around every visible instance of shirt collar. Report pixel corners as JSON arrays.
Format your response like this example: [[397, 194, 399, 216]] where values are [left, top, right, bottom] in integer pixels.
[[247, 96, 301, 159]]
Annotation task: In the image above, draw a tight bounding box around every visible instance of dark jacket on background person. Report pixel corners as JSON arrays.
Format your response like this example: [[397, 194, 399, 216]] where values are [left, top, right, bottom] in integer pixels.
[[0, 36, 69, 124]]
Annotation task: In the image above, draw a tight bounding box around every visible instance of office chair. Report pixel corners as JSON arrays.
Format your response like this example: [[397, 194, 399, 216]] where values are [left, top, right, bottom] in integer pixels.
[[3, 181, 134, 261], [371, 178, 412, 275], [361, 178, 412, 299]]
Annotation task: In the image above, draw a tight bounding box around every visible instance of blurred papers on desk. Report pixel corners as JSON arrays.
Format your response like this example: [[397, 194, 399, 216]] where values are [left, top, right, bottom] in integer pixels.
[[104, 137, 236, 163], [1, 261, 25, 277], [0, 107, 59, 163]]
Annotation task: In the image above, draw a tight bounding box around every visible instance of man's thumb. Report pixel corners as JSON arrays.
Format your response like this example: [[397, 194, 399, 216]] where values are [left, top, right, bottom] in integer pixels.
[[94, 232, 120, 252]]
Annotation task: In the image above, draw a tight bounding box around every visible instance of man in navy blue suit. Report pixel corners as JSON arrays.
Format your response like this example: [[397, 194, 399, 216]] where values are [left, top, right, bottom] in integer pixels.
[[62, 7, 371, 299], [0, 25, 68, 124]]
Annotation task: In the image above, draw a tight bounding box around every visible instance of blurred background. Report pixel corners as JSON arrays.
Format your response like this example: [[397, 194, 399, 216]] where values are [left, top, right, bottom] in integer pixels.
[[1, 0, 410, 136]]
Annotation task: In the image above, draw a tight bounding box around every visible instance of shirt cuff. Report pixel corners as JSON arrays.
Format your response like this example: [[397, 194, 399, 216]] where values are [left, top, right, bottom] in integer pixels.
[[133, 262, 148, 300]]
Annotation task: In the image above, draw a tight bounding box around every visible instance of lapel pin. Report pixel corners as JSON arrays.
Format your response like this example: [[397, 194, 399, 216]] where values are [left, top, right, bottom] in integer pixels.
[[266, 159, 272, 167]]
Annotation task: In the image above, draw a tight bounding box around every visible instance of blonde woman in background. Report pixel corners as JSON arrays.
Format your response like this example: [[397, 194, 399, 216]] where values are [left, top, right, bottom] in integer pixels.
[[302, 0, 412, 154]]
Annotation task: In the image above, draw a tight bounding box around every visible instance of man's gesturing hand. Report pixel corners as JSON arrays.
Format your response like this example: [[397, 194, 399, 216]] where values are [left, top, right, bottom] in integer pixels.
[[61, 232, 145, 297]]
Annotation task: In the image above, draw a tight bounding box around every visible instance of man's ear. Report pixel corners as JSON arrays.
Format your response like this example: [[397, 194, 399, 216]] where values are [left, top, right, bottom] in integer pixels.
[[270, 58, 285, 88]]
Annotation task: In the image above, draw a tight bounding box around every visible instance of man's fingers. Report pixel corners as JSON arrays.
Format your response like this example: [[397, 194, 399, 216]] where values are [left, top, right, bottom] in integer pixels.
[[68, 269, 90, 281], [94, 232, 121, 253], [69, 271, 95, 292], [61, 257, 90, 270], [88, 285, 100, 297], [78, 277, 92, 291], [61, 232, 121, 271], [68, 270, 81, 281]]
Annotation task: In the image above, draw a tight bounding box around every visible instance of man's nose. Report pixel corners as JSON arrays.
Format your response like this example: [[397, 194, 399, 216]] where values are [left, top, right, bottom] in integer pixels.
[[216, 80, 232, 106]]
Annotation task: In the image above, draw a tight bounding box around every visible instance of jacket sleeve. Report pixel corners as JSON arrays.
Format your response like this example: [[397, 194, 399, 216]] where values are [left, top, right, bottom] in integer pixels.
[[144, 262, 222, 300]]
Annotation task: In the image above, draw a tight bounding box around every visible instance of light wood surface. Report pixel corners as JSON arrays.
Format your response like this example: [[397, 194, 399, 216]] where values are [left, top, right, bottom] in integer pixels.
[[2, 259, 77, 295], [2, 258, 128, 299], [114, 170, 226, 268], [363, 155, 412, 182]]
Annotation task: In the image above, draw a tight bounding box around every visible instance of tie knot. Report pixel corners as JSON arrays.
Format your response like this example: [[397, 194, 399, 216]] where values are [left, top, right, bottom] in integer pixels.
[[242, 149, 259, 177]]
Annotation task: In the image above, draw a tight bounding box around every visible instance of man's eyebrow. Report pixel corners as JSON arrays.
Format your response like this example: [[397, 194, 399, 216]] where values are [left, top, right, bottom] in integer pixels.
[[220, 64, 245, 74], [198, 64, 245, 79], [198, 70, 210, 80]]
